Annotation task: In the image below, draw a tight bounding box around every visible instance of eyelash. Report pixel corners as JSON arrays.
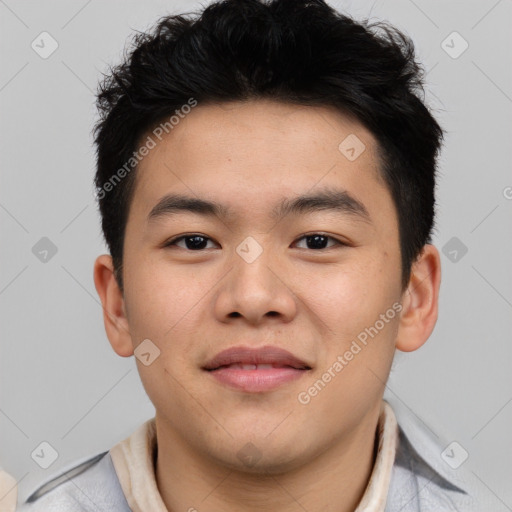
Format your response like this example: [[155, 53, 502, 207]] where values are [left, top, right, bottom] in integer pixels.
[[163, 233, 347, 251]]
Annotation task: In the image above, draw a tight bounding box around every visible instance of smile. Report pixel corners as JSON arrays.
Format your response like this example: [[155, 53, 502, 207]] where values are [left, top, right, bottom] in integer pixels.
[[203, 345, 312, 392]]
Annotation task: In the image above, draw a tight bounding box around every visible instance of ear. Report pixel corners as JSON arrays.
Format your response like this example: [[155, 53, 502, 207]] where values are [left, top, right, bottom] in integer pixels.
[[93, 254, 134, 357], [395, 244, 441, 352]]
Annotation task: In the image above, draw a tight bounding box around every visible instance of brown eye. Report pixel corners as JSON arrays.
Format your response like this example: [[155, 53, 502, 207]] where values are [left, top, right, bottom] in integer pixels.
[[165, 234, 218, 250], [293, 234, 344, 250]]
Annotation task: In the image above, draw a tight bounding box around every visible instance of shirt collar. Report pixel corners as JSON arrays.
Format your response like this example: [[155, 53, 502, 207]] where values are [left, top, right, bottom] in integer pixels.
[[110, 400, 398, 512]]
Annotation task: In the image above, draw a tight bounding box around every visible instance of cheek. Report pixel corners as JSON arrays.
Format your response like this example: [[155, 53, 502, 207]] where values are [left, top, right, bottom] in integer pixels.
[[124, 259, 209, 344], [124, 264, 207, 406], [297, 257, 397, 339], [301, 262, 400, 410]]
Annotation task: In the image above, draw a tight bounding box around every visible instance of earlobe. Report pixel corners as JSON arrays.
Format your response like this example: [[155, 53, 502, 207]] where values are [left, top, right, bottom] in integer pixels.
[[93, 254, 134, 357], [395, 244, 441, 353]]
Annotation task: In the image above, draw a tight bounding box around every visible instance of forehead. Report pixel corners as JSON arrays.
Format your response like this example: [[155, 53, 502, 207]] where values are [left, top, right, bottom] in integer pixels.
[[138, 100, 381, 170], [130, 100, 392, 226]]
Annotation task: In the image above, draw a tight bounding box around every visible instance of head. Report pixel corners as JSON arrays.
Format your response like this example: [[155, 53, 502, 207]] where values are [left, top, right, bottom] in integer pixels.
[[93, 0, 442, 474]]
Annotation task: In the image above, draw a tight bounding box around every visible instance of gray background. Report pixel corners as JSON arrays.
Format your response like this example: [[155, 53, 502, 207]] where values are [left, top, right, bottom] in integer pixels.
[[1, 0, 511, 507]]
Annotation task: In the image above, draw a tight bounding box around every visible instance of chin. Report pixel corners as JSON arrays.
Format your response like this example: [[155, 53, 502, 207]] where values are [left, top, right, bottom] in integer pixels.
[[211, 446, 308, 476], [203, 430, 314, 476]]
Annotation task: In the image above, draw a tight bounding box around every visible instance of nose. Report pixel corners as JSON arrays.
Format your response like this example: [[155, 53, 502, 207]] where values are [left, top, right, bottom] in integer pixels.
[[213, 241, 298, 326]]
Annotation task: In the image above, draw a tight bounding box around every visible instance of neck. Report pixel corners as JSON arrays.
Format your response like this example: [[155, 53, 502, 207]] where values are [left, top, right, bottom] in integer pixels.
[[154, 406, 381, 512]]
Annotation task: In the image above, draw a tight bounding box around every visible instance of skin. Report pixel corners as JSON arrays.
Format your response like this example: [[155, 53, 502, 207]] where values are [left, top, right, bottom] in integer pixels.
[[94, 99, 441, 512]]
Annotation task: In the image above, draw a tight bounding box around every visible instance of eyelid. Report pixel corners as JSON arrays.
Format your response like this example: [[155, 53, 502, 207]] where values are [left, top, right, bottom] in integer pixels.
[[292, 232, 347, 249], [163, 233, 219, 249]]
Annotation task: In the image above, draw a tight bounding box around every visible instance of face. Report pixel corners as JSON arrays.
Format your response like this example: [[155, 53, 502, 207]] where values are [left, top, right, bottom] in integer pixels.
[[115, 100, 406, 472]]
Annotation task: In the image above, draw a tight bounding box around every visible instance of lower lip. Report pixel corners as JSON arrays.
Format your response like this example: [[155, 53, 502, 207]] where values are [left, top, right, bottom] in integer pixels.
[[206, 367, 308, 392]]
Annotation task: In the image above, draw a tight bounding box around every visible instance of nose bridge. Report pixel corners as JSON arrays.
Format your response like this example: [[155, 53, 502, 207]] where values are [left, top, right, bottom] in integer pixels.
[[215, 235, 297, 324], [232, 234, 280, 299]]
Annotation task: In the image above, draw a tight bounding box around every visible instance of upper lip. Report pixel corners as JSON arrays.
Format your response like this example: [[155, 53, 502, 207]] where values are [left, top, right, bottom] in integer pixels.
[[203, 345, 312, 371]]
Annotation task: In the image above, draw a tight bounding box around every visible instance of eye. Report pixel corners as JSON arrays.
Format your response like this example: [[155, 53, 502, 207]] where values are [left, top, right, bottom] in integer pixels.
[[293, 233, 346, 250], [164, 234, 218, 250]]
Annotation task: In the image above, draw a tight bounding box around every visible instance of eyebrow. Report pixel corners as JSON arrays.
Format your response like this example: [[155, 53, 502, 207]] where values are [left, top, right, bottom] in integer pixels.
[[147, 187, 371, 225]]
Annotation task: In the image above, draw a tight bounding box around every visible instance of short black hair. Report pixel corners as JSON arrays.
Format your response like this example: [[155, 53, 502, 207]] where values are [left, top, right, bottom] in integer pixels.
[[93, 0, 444, 293]]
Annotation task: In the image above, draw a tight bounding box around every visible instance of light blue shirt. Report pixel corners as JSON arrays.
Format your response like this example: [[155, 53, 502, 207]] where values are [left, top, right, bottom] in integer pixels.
[[18, 400, 489, 511]]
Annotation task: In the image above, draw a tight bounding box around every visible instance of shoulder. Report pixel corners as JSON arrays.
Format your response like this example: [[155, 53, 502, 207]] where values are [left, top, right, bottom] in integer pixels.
[[385, 399, 488, 511], [18, 451, 131, 512]]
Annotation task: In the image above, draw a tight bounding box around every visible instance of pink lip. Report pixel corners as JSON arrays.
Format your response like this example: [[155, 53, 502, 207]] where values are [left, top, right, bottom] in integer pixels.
[[203, 345, 311, 393]]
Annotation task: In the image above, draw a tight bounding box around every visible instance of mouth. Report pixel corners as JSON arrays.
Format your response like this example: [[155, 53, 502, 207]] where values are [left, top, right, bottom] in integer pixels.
[[203, 345, 312, 392]]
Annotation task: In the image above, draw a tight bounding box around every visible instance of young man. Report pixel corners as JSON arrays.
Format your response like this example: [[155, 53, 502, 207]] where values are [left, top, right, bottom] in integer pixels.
[[19, 0, 482, 510]]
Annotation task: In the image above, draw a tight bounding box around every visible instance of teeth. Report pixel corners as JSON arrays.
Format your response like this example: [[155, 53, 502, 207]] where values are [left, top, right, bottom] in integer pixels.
[[240, 364, 257, 370], [227, 363, 280, 370]]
